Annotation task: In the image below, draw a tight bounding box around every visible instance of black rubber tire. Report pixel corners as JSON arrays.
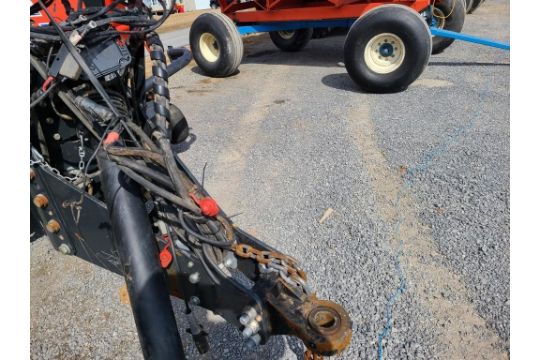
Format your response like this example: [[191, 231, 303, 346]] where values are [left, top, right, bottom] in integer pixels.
[[465, 0, 473, 12], [189, 12, 243, 77], [269, 29, 314, 52], [343, 5, 432, 93], [468, 0, 483, 14], [432, 0, 466, 55]]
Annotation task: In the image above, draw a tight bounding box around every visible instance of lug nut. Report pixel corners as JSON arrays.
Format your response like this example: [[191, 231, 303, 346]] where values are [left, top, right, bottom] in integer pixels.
[[33, 194, 49, 208], [46, 219, 61, 233], [58, 243, 71, 255]]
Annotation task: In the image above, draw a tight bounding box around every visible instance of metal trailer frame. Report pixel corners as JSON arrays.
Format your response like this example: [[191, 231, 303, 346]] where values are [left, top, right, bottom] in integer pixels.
[[235, 20, 510, 50], [218, 0, 431, 23]]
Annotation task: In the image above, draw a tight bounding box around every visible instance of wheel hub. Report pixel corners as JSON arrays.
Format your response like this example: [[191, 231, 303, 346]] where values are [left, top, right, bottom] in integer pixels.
[[199, 32, 220, 63], [363, 33, 406, 74], [277, 30, 295, 40], [379, 43, 394, 57]]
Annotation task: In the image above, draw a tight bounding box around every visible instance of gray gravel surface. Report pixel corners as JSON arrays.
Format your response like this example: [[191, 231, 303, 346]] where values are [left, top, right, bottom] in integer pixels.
[[31, 1, 509, 359]]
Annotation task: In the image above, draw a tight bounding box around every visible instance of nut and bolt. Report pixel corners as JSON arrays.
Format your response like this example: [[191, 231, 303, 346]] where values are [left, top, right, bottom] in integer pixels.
[[239, 307, 257, 326], [46, 219, 61, 233], [53, 133, 62, 141], [245, 334, 261, 350], [188, 272, 200, 284], [223, 253, 237, 269], [242, 319, 260, 338], [33, 194, 49, 208], [58, 244, 71, 255], [189, 296, 200, 306]]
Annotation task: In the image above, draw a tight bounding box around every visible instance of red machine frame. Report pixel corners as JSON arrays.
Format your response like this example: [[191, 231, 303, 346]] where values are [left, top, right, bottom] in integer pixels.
[[219, 0, 431, 23]]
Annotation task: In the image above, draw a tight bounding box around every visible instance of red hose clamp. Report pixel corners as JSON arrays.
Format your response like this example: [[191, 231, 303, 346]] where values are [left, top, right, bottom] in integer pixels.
[[159, 234, 173, 269], [189, 193, 220, 217], [103, 131, 120, 146]]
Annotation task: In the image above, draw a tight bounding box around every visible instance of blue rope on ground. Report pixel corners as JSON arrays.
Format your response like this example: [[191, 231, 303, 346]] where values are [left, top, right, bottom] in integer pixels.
[[377, 248, 407, 360], [375, 118, 477, 359]]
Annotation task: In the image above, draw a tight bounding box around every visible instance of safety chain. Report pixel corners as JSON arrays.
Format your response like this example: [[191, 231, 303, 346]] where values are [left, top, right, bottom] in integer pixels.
[[30, 147, 80, 182], [232, 243, 310, 294], [30, 133, 87, 183]]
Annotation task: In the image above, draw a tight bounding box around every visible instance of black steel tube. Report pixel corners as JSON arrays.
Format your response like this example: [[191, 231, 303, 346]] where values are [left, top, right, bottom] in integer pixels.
[[98, 153, 186, 360]]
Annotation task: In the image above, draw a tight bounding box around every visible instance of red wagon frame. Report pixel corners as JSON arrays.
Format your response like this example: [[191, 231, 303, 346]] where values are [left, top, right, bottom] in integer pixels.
[[218, 0, 432, 23]]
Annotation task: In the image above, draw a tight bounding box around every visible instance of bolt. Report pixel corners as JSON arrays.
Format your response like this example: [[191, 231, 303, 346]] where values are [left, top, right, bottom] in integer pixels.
[[53, 133, 62, 141], [189, 296, 200, 306], [58, 243, 71, 255], [33, 194, 49, 208], [224, 257, 233, 267], [45, 117, 54, 125], [189, 272, 200, 284], [245, 334, 261, 350], [242, 319, 260, 338], [239, 307, 257, 326], [239, 314, 251, 326], [187, 261, 194, 268], [46, 219, 61, 233]]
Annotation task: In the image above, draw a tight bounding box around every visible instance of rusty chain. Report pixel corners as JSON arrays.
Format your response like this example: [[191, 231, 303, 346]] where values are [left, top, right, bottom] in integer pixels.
[[232, 243, 310, 293]]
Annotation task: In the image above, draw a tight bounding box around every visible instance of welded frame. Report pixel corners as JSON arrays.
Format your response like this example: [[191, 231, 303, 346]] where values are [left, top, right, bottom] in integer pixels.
[[218, 0, 431, 23]]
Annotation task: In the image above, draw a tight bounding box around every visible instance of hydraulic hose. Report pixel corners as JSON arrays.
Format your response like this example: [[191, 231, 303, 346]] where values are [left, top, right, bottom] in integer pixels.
[[98, 152, 186, 360]]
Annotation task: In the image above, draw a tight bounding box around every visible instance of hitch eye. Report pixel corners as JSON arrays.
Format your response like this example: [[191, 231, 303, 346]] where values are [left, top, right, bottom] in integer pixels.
[[308, 307, 341, 334]]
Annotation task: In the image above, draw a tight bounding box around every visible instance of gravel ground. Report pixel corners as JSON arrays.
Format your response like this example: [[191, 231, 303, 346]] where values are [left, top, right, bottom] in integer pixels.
[[31, 1, 510, 359]]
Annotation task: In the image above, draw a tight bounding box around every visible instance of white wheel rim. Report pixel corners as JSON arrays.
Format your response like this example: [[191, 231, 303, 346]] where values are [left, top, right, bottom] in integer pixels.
[[277, 30, 295, 40], [432, 7, 447, 29], [199, 32, 220, 62], [363, 33, 406, 74]]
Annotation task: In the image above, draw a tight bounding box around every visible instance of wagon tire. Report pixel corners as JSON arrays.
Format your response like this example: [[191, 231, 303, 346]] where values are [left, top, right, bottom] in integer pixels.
[[432, 0, 466, 54], [344, 4, 432, 93], [269, 28, 314, 52], [189, 12, 243, 77], [468, 0, 483, 14], [465, 0, 473, 12]]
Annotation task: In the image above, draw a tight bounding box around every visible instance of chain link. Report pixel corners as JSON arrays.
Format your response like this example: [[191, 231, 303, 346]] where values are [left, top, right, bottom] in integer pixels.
[[232, 243, 310, 294], [30, 134, 86, 183]]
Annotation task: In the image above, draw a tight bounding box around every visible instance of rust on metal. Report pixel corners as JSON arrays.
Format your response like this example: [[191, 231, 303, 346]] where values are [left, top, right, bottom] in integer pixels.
[[46, 219, 61, 233], [33, 194, 49, 208], [304, 348, 325, 360], [267, 288, 352, 356]]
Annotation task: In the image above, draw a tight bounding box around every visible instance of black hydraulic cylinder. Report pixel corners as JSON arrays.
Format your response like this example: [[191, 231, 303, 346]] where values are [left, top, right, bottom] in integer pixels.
[[98, 153, 186, 360]]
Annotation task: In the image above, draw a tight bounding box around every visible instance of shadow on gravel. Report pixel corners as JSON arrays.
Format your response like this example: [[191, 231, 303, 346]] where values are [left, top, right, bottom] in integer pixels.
[[242, 35, 346, 69], [429, 61, 510, 67], [321, 73, 365, 93]]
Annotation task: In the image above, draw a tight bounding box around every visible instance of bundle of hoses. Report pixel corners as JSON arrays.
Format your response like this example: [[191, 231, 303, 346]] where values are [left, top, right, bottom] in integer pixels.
[[103, 33, 236, 284]]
